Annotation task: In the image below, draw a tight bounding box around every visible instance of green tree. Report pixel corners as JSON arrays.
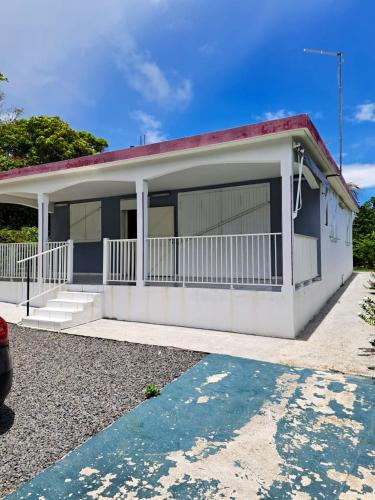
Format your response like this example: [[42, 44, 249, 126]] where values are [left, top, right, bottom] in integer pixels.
[[353, 197, 375, 269], [0, 116, 108, 231], [0, 72, 22, 122], [0, 115, 108, 171], [0, 226, 38, 243], [0, 74, 108, 232]]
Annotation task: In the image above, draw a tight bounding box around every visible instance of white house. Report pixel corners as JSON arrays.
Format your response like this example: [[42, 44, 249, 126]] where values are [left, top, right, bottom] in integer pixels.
[[0, 114, 358, 338]]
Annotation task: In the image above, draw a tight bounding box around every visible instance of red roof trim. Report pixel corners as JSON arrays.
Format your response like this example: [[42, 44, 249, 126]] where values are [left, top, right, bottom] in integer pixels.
[[303, 115, 358, 208], [0, 113, 358, 208]]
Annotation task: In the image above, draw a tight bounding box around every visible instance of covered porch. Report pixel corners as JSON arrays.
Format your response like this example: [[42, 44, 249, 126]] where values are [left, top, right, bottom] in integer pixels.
[[0, 141, 321, 300]]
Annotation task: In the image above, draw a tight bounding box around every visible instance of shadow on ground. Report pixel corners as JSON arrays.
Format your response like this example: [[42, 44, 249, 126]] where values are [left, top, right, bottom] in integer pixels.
[[0, 404, 15, 435], [298, 273, 356, 341]]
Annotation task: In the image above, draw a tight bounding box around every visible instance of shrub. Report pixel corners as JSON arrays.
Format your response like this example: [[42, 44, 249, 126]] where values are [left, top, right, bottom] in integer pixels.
[[359, 296, 375, 326], [144, 383, 161, 399], [353, 233, 375, 269], [0, 226, 38, 243]]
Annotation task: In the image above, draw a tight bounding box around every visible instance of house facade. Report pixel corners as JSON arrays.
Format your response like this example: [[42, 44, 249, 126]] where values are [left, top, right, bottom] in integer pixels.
[[0, 115, 358, 338]]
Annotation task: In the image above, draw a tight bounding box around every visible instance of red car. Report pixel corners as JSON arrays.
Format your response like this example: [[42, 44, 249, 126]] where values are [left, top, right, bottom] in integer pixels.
[[0, 318, 12, 405]]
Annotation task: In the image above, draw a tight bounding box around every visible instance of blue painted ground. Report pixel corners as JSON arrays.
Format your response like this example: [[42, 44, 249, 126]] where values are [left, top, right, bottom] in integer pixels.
[[7, 355, 375, 499]]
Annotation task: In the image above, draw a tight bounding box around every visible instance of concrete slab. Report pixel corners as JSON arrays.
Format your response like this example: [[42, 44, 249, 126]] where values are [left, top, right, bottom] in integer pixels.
[[61, 272, 375, 377], [7, 354, 375, 499], [0, 302, 27, 325]]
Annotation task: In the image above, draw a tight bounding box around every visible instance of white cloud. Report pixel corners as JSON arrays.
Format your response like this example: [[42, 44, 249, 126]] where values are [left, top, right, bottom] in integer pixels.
[[344, 164, 375, 188], [256, 109, 295, 121], [0, 0, 192, 117], [128, 60, 192, 105], [114, 38, 193, 106], [353, 103, 375, 123], [199, 43, 216, 56], [132, 110, 167, 144]]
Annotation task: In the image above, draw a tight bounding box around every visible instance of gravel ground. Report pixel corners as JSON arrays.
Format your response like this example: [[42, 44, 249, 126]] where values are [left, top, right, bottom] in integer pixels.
[[0, 324, 205, 498]]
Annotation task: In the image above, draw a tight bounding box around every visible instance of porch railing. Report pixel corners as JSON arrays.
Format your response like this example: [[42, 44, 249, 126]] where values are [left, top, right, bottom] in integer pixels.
[[294, 234, 319, 284], [103, 238, 137, 283], [146, 233, 282, 286], [17, 241, 73, 312], [0, 242, 66, 280]]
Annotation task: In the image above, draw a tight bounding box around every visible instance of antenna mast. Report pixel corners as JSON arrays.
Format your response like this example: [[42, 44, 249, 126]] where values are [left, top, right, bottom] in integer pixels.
[[304, 48, 343, 175]]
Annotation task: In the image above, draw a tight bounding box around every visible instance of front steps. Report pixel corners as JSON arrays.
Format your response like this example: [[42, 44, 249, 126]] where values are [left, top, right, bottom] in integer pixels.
[[22, 290, 102, 331]]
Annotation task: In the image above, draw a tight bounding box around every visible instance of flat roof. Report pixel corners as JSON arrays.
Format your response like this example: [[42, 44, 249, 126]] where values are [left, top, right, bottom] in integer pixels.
[[0, 113, 358, 208]]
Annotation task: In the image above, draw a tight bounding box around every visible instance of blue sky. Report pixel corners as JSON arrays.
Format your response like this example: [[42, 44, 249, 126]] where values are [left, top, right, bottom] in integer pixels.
[[1, 0, 374, 203]]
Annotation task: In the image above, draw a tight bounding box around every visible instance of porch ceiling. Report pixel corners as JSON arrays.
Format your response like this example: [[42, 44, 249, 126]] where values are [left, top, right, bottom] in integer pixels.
[[50, 180, 135, 202], [148, 162, 280, 192]]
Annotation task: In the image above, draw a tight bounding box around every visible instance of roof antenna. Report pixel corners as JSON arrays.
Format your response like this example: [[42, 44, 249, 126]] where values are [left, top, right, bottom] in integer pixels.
[[304, 48, 343, 175]]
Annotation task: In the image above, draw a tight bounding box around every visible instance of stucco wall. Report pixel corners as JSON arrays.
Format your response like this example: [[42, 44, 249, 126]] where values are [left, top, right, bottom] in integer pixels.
[[102, 285, 295, 338], [293, 186, 353, 335], [0, 281, 57, 308]]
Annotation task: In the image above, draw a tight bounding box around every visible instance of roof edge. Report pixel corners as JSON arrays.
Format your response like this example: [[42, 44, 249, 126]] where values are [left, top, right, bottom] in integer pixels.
[[0, 113, 358, 209], [0, 114, 310, 181]]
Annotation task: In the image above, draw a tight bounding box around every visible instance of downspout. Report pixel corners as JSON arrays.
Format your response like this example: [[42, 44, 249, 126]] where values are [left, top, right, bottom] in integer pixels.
[[292, 143, 305, 220]]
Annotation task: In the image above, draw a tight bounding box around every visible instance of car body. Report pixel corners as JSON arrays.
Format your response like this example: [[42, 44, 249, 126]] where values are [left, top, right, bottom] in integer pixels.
[[0, 317, 12, 404]]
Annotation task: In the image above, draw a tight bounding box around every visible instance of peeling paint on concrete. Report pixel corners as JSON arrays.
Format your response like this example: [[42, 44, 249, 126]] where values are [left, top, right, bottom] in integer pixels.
[[196, 395, 210, 404], [202, 371, 230, 385], [79, 467, 99, 478], [7, 355, 375, 499]]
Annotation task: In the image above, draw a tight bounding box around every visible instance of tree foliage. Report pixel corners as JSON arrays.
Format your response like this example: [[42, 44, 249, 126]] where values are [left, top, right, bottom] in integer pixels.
[[0, 226, 37, 243], [0, 73, 108, 235], [0, 72, 22, 123], [0, 115, 108, 171], [353, 197, 375, 269], [0, 116, 108, 233]]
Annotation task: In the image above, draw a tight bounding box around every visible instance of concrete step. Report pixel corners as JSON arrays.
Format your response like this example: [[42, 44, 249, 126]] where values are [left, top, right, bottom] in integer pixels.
[[22, 316, 70, 331], [32, 308, 73, 321], [57, 291, 101, 302], [21, 289, 103, 331], [47, 299, 89, 311]]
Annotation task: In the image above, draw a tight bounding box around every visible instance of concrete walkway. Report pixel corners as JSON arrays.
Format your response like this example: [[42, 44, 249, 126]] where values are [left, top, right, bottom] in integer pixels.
[[63, 272, 374, 377], [8, 354, 375, 499], [1, 272, 374, 377]]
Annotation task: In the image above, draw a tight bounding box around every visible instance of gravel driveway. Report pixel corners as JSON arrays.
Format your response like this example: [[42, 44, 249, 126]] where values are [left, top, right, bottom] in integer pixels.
[[0, 324, 204, 498]]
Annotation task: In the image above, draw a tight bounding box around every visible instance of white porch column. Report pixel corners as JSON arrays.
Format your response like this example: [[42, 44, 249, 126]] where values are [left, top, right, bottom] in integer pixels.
[[281, 152, 294, 289], [37, 193, 49, 254], [136, 179, 149, 286]]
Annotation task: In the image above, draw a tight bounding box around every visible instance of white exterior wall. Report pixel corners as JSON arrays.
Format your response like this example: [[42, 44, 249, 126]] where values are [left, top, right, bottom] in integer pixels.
[[293, 186, 353, 335], [103, 285, 295, 339], [0, 281, 57, 308]]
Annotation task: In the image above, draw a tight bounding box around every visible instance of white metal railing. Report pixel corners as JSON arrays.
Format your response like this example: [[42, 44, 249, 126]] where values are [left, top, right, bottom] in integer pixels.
[[146, 233, 282, 286], [0, 242, 66, 279], [103, 238, 137, 283], [17, 241, 73, 308], [0, 243, 37, 279], [294, 234, 319, 284]]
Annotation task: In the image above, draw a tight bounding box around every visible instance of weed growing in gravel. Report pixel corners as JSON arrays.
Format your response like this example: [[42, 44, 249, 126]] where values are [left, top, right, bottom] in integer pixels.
[[144, 383, 161, 399]]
